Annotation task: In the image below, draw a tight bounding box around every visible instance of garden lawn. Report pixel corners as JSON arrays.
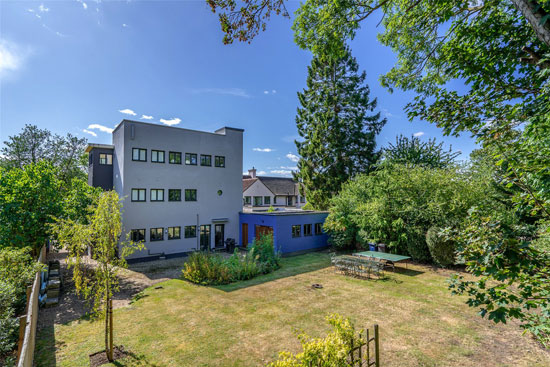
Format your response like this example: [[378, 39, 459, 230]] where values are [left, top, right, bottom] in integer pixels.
[[35, 252, 550, 367]]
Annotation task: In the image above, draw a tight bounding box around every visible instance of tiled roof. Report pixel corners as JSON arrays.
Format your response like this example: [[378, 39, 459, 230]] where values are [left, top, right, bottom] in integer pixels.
[[242, 176, 299, 195], [242, 178, 258, 192]]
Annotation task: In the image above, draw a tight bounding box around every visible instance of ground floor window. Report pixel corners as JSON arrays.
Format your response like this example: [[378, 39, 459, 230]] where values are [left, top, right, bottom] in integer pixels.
[[168, 226, 181, 240], [185, 189, 197, 201], [264, 196, 271, 205], [150, 228, 163, 241], [315, 223, 323, 235], [244, 196, 251, 205], [304, 224, 312, 236], [292, 225, 301, 238], [254, 196, 263, 206], [185, 226, 197, 238], [131, 229, 145, 242]]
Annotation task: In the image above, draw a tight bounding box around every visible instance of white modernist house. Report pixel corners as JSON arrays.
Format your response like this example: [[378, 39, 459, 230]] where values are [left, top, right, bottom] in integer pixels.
[[86, 119, 244, 261], [242, 168, 306, 209]]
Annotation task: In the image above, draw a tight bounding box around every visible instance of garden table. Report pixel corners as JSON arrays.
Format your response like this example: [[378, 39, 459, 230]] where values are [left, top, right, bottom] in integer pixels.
[[353, 251, 411, 271]]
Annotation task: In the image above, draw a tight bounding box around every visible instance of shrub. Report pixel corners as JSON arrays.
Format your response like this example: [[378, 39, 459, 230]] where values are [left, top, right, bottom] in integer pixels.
[[301, 202, 315, 211], [426, 227, 456, 267], [249, 234, 280, 273], [182, 252, 232, 285], [0, 280, 18, 359]]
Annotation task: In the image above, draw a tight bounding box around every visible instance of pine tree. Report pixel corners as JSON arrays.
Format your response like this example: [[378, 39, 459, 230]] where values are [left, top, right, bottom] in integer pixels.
[[294, 46, 386, 210]]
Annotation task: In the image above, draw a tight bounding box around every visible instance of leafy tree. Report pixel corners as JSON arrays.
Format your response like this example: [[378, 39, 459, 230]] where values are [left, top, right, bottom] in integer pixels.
[[294, 45, 386, 210], [0, 162, 63, 257], [51, 191, 143, 362], [383, 134, 459, 169]]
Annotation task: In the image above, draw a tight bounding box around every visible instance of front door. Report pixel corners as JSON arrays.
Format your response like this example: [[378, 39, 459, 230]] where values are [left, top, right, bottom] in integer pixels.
[[215, 224, 225, 248], [200, 225, 211, 251], [242, 223, 248, 247]]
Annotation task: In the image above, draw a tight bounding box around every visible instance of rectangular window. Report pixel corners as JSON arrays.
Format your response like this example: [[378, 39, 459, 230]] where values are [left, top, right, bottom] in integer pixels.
[[292, 225, 301, 238], [150, 189, 164, 202], [215, 156, 225, 167], [131, 189, 146, 202], [244, 196, 251, 205], [184, 225, 197, 238], [150, 228, 163, 242], [169, 151, 182, 164], [274, 197, 277, 204], [89, 152, 93, 166], [151, 150, 165, 163], [185, 153, 197, 165], [200, 154, 212, 166], [315, 223, 323, 235], [304, 224, 312, 236], [130, 229, 145, 242], [300, 196, 306, 203], [264, 196, 271, 205], [99, 153, 113, 165], [253, 196, 263, 206], [185, 189, 197, 201], [168, 189, 181, 201], [132, 148, 147, 162], [168, 226, 181, 240]]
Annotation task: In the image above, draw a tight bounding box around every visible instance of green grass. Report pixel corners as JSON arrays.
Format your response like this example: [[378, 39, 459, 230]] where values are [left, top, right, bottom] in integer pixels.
[[35, 253, 550, 367]]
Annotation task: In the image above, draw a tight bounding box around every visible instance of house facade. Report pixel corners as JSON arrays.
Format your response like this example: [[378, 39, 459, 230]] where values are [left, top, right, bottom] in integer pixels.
[[86, 119, 244, 261], [242, 168, 306, 209]]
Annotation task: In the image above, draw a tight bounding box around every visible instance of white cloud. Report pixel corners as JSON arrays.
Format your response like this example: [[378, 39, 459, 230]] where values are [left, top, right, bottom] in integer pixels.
[[413, 131, 425, 137], [272, 90, 277, 94], [257, 170, 267, 175], [82, 129, 97, 137], [270, 169, 292, 176], [160, 117, 181, 126], [263, 90, 269, 94], [253, 147, 275, 152], [122, 24, 128, 28], [118, 108, 137, 116], [87, 124, 114, 134], [39, 4, 49, 12], [286, 153, 299, 162], [77, 0, 88, 10], [190, 88, 250, 98], [0, 40, 30, 78], [140, 115, 153, 120]]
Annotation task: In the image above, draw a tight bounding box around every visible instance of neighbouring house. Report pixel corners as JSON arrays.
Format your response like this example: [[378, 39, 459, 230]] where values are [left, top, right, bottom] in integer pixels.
[[239, 211, 329, 255], [86, 119, 244, 261], [242, 168, 307, 209]]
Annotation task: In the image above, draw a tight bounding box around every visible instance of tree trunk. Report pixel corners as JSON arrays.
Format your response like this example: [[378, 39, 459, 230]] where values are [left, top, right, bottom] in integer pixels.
[[109, 298, 114, 361], [511, 0, 550, 46], [104, 293, 109, 360]]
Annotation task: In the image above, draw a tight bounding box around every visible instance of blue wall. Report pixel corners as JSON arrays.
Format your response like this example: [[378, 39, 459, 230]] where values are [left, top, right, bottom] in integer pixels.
[[239, 212, 329, 254]]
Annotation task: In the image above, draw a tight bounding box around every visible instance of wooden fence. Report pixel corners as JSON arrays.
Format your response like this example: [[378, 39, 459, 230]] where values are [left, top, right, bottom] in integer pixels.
[[16, 246, 46, 367], [349, 324, 380, 367]]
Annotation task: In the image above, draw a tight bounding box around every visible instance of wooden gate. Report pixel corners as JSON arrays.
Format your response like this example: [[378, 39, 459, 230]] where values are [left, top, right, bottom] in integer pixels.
[[255, 225, 273, 241]]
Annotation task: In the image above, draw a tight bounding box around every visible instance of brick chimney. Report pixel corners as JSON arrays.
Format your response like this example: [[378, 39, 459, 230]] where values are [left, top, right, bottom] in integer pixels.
[[248, 167, 257, 178]]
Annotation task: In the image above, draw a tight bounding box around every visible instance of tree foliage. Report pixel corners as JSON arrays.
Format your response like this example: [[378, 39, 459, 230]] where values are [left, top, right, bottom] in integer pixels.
[[383, 134, 459, 169], [293, 45, 386, 210]]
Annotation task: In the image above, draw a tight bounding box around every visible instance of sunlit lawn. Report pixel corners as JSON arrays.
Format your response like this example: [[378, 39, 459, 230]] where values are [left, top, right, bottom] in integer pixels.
[[35, 252, 549, 367]]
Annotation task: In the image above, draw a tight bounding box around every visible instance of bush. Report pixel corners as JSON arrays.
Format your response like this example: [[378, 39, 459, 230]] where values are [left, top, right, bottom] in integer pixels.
[[301, 202, 315, 211], [0, 281, 18, 357], [426, 227, 456, 267], [249, 234, 280, 273], [182, 252, 232, 285]]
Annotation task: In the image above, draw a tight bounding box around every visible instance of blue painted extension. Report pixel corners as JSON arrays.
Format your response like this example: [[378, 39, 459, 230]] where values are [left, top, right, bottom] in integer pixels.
[[239, 211, 329, 255]]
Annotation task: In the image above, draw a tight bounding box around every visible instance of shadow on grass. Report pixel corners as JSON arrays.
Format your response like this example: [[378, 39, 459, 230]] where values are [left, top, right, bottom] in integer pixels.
[[214, 252, 332, 292], [35, 325, 57, 367], [391, 266, 424, 277], [111, 349, 161, 367]]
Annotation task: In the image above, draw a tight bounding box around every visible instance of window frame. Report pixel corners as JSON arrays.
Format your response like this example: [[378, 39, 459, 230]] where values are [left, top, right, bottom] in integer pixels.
[[168, 189, 182, 202], [132, 148, 147, 162], [292, 225, 301, 238], [315, 223, 323, 235], [168, 226, 181, 240], [169, 151, 182, 164], [244, 196, 251, 205], [99, 153, 113, 165], [185, 189, 197, 202], [150, 189, 165, 202], [185, 153, 198, 165], [131, 188, 146, 202], [184, 225, 197, 238], [130, 229, 146, 242], [150, 227, 164, 242], [304, 224, 312, 236], [151, 150, 165, 163], [253, 196, 263, 206], [200, 154, 212, 167], [264, 196, 271, 205], [214, 156, 225, 168]]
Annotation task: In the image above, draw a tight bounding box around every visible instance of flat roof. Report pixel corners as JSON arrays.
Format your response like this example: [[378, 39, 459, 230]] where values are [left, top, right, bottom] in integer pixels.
[[84, 143, 115, 153], [240, 210, 329, 216], [113, 119, 244, 136]]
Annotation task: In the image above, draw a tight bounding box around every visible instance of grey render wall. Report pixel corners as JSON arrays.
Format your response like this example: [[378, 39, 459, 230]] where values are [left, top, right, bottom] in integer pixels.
[[113, 120, 243, 259], [88, 147, 114, 190]]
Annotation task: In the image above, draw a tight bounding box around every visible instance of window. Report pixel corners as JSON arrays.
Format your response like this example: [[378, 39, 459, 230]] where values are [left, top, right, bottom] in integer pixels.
[[244, 196, 251, 205], [131, 189, 146, 202], [253, 196, 263, 206], [185, 189, 197, 201], [150, 189, 164, 202], [264, 196, 271, 205], [184, 225, 197, 238], [89, 152, 93, 165], [200, 154, 212, 166], [99, 153, 112, 165], [215, 156, 225, 167], [300, 196, 306, 203], [151, 150, 165, 163], [130, 229, 145, 242], [150, 228, 163, 241], [185, 153, 197, 165], [315, 223, 323, 235], [132, 148, 147, 162], [273, 197, 277, 204], [304, 224, 312, 236], [168, 189, 181, 201], [168, 226, 181, 240], [292, 225, 301, 238], [169, 151, 182, 164]]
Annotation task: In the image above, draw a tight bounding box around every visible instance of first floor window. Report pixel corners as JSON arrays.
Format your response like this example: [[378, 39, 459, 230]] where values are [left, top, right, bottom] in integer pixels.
[[315, 223, 323, 235], [214, 156, 225, 167], [131, 229, 145, 242], [253, 196, 263, 206], [169, 151, 182, 164], [292, 225, 301, 238], [264, 196, 271, 205], [150, 228, 163, 241], [200, 154, 212, 166], [185, 189, 197, 201], [168, 226, 181, 240], [168, 189, 181, 201], [132, 148, 147, 161], [185, 226, 197, 238], [150, 189, 164, 201], [131, 188, 146, 202], [151, 150, 165, 163], [304, 224, 312, 236], [185, 153, 197, 165], [244, 196, 251, 205], [99, 153, 113, 165]]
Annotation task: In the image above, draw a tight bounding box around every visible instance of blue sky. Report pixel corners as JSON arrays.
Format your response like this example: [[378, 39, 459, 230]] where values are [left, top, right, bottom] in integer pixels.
[[0, 1, 476, 176]]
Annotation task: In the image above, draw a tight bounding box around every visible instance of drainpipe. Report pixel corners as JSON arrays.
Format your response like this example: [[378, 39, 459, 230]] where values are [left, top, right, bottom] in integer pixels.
[[196, 213, 200, 250]]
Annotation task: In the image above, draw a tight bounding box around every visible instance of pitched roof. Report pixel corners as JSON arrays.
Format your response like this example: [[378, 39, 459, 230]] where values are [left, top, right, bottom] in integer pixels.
[[242, 176, 299, 195], [243, 178, 258, 192]]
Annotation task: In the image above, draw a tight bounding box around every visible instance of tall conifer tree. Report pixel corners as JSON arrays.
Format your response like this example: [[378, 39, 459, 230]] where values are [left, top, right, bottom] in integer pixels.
[[294, 46, 386, 210]]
